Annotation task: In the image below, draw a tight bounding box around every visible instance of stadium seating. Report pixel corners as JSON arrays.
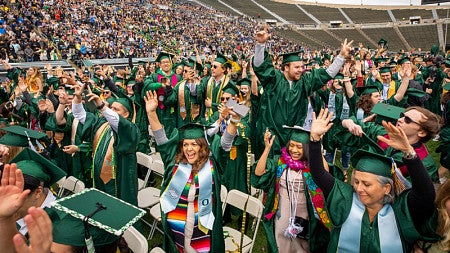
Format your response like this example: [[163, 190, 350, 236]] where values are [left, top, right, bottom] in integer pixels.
[[300, 4, 347, 23], [256, 0, 316, 25], [328, 28, 373, 47], [343, 8, 391, 24], [391, 8, 433, 21], [361, 27, 406, 51], [399, 24, 439, 50]]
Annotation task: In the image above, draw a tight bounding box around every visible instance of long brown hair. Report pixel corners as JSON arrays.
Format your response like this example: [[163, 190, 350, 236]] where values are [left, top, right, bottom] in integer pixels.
[[435, 180, 450, 251], [356, 94, 375, 114], [175, 138, 210, 174]]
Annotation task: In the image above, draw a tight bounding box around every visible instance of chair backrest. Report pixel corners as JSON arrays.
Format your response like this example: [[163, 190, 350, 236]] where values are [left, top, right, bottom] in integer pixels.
[[250, 186, 264, 203], [150, 153, 165, 176], [136, 152, 154, 188], [150, 247, 165, 253], [220, 184, 228, 214], [225, 189, 264, 252], [57, 176, 85, 197], [123, 226, 148, 253]]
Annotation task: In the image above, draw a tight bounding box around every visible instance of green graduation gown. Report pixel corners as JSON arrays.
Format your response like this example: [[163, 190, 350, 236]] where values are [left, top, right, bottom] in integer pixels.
[[253, 51, 332, 154], [80, 112, 139, 206], [326, 180, 439, 253], [158, 129, 226, 253], [164, 80, 202, 128]]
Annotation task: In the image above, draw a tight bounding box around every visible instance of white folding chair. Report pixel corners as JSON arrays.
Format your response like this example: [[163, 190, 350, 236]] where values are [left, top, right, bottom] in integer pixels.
[[57, 176, 85, 197], [136, 152, 153, 190], [123, 226, 148, 253], [150, 247, 165, 253], [223, 190, 264, 253], [148, 203, 162, 240], [250, 186, 264, 203], [221, 184, 228, 214]]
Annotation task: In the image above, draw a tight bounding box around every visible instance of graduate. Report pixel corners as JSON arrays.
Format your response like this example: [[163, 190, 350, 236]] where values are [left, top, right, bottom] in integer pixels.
[[309, 109, 440, 253], [145, 90, 239, 252]]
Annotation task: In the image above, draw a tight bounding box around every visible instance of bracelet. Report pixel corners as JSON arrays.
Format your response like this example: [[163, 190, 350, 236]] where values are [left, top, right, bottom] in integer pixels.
[[403, 150, 417, 159], [230, 117, 240, 124], [310, 136, 321, 142], [96, 102, 106, 110]]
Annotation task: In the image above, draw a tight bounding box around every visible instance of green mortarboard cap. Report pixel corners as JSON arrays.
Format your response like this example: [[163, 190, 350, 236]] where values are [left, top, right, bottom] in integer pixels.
[[370, 103, 405, 125], [334, 73, 344, 80], [444, 60, 450, 68], [155, 52, 174, 63], [351, 149, 393, 178], [378, 38, 388, 46], [126, 79, 136, 86], [0, 126, 48, 147], [322, 54, 331, 61], [443, 82, 450, 91], [431, 44, 438, 56], [222, 82, 239, 96], [356, 85, 380, 96], [178, 123, 212, 140], [284, 125, 310, 144], [11, 148, 66, 187], [215, 53, 228, 65], [205, 62, 212, 69], [374, 58, 388, 65], [236, 78, 251, 87], [398, 57, 411, 65], [185, 58, 202, 71], [280, 51, 302, 65], [379, 66, 391, 74], [241, 54, 247, 60], [0, 118, 9, 125], [231, 54, 238, 62], [406, 88, 426, 98], [172, 61, 184, 70], [51, 188, 145, 246], [137, 60, 147, 66], [114, 96, 135, 120]]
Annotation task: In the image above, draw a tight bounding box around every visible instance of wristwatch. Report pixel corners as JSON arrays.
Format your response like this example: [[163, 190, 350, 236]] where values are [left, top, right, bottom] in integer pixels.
[[403, 150, 417, 159]]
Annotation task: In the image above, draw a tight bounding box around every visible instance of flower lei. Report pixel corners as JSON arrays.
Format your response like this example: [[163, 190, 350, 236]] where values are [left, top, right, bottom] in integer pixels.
[[264, 148, 332, 230]]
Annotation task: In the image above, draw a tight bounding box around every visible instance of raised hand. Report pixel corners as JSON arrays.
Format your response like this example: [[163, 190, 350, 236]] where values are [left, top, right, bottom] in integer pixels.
[[255, 24, 270, 44], [144, 90, 158, 113], [263, 128, 275, 148], [13, 207, 52, 253], [0, 164, 30, 219], [377, 120, 413, 153], [339, 38, 354, 58], [310, 108, 334, 140]]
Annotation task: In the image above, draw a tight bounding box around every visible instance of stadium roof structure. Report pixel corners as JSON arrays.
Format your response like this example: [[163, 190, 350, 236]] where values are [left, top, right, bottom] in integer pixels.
[[201, 0, 450, 51]]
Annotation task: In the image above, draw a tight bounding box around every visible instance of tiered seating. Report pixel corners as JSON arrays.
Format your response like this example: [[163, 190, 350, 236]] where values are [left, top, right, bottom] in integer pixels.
[[343, 8, 390, 24], [391, 9, 433, 21], [300, 4, 346, 23], [221, 0, 272, 19], [398, 24, 439, 50], [301, 29, 339, 48], [275, 28, 323, 49], [197, 0, 236, 14], [361, 27, 405, 51], [257, 0, 315, 25], [329, 29, 372, 47], [435, 8, 450, 19]]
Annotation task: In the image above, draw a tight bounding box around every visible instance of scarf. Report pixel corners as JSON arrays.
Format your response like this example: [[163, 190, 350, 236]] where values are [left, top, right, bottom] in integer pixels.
[[265, 148, 332, 230]]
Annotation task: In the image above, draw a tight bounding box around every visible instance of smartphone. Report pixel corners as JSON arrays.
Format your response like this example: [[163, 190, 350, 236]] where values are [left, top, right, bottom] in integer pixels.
[[160, 77, 167, 83]]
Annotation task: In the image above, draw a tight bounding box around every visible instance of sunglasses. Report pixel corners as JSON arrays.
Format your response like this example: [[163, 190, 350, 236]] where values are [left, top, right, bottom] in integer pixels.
[[212, 65, 220, 69], [400, 112, 420, 126], [220, 97, 231, 102], [103, 91, 110, 94]]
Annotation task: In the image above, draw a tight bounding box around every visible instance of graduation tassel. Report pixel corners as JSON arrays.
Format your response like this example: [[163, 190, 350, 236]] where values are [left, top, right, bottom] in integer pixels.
[[24, 131, 37, 152], [390, 157, 411, 196]]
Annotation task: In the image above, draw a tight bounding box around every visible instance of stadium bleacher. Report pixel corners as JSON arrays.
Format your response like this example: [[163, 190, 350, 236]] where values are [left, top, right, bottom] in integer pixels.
[[275, 28, 323, 49], [257, 0, 316, 25], [300, 29, 339, 48], [198, 0, 238, 14], [361, 27, 406, 51], [391, 8, 434, 21], [343, 8, 391, 24], [399, 24, 439, 50], [216, 0, 272, 19], [300, 4, 347, 23], [436, 8, 450, 19], [328, 28, 373, 47]]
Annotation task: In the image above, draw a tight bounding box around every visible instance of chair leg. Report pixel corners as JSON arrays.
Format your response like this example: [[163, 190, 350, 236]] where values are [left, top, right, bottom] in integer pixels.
[[148, 219, 158, 240]]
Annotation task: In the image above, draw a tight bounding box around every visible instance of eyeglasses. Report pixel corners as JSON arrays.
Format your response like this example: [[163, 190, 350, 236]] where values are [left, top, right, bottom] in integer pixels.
[[103, 91, 110, 94], [183, 69, 190, 73], [400, 112, 420, 126], [220, 97, 231, 102]]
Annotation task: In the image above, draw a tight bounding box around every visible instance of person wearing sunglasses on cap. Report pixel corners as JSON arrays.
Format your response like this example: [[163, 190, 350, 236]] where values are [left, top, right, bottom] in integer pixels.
[[308, 108, 440, 253], [342, 106, 440, 185]]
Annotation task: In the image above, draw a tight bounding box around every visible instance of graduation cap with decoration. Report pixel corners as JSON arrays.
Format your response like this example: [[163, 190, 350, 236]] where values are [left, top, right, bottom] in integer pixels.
[[370, 103, 405, 125], [283, 125, 310, 144], [0, 125, 48, 150], [155, 52, 175, 63], [11, 147, 67, 188], [280, 51, 302, 65], [50, 188, 145, 249], [214, 53, 228, 65]]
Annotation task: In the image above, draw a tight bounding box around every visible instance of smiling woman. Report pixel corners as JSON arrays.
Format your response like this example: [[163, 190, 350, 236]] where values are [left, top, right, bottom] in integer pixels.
[[309, 109, 441, 253], [144, 90, 240, 252]]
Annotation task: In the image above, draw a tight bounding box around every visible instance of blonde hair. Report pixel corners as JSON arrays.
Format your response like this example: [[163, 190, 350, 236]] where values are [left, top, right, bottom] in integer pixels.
[[436, 180, 450, 251]]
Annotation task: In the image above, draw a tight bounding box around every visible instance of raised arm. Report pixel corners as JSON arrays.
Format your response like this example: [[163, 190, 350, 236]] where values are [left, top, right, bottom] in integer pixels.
[[309, 109, 336, 196], [254, 129, 275, 176], [144, 90, 168, 145]]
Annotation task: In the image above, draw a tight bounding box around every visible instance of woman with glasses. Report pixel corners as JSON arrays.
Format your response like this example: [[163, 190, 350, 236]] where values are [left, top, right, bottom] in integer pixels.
[[342, 106, 440, 184], [309, 109, 440, 253]]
